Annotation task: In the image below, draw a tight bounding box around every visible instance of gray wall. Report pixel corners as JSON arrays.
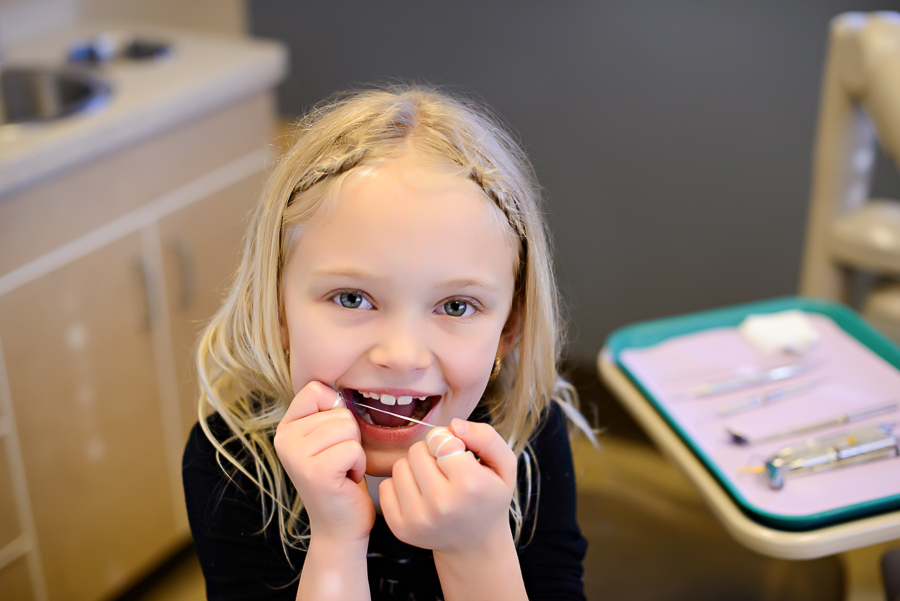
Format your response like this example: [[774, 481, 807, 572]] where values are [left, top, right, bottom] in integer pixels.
[[249, 1, 900, 363]]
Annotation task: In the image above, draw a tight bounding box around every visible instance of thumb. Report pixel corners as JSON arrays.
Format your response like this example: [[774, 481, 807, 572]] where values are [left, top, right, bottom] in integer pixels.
[[449, 419, 517, 486]]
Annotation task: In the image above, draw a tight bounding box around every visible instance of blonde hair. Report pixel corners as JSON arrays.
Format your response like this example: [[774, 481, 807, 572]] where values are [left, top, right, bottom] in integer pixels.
[[196, 84, 580, 554]]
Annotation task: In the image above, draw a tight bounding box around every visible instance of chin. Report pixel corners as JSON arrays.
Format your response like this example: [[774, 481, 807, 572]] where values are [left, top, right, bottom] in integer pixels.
[[364, 451, 406, 477]]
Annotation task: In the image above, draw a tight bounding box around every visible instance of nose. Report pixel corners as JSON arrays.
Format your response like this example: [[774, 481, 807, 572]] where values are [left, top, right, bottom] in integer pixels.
[[368, 318, 433, 373]]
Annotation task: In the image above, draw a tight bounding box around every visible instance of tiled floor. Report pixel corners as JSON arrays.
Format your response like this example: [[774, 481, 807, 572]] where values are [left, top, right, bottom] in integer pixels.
[[115, 369, 847, 601]]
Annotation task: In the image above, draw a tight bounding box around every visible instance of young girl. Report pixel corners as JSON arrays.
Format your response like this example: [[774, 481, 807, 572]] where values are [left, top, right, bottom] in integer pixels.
[[182, 84, 590, 601]]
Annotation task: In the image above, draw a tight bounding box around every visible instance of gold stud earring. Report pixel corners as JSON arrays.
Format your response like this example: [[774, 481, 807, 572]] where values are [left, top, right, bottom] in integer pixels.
[[489, 356, 502, 381], [284, 348, 290, 363]]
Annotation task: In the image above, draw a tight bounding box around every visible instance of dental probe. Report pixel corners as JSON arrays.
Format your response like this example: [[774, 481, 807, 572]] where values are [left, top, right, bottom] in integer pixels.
[[352, 401, 441, 429], [690, 363, 808, 398], [727, 400, 898, 445], [717, 379, 817, 417]]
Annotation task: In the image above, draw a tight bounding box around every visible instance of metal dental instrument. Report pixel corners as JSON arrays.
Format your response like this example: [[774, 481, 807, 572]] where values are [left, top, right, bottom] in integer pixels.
[[690, 363, 809, 398], [728, 401, 899, 446], [717, 379, 817, 417], [759, 423, 899, 489], [353, 402, 440, 429]]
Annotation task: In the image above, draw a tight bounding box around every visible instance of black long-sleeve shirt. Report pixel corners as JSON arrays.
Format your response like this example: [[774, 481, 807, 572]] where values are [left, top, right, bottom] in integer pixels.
[[182, 402, 587, 600]]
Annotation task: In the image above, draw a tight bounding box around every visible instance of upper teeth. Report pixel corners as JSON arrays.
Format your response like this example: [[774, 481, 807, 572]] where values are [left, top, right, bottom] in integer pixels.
[[360, 391, 428, 405]]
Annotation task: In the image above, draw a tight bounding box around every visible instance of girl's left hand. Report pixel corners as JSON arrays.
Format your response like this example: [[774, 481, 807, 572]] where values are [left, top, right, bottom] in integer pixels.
[[378, 419, 517, 555]]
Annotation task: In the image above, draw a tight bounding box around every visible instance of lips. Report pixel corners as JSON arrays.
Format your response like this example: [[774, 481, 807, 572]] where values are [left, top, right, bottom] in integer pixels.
[[344, 389, 438, 428]]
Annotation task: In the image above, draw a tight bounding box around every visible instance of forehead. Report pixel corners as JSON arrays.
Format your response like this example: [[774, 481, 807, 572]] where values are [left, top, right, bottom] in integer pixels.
[[287, 157, 518, 283]]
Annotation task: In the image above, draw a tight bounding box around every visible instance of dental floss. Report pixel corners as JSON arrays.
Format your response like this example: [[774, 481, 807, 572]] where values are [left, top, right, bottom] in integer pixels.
[[353, 402, 467, 459], [433, 434, 459, 456], [426, 427, 451, 443], [436, 450, 467, 461], [353, 401, 441, 428]]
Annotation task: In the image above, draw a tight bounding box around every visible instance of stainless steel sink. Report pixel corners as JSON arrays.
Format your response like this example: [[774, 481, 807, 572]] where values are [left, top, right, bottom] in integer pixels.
[[0, 66, 111, 125]]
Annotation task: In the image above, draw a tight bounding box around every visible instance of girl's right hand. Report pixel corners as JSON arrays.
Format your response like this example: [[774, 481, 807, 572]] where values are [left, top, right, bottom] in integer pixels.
[[274, 381, 375, 545]]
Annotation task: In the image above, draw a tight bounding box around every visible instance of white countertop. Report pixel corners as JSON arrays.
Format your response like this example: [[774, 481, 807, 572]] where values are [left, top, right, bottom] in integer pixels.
[[0, 20, 288, 199]]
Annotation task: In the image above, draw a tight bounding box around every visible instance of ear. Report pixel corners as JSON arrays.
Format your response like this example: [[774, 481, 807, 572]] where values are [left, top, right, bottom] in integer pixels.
[[496, 298, 522, 359], [279, 314, 290, 350]]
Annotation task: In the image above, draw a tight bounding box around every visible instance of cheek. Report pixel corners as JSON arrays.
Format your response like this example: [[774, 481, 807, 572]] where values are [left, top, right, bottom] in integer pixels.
[[440, 335, 499, 404], [286, 310, 354, 392]]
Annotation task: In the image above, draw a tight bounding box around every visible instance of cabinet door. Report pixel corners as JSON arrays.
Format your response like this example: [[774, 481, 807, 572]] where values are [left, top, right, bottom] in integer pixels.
[[0, 439, 34, 601], [0, 438, 22, 558], [0, 556, 34, 601], [159, 173, 262, 443], [0, 232, 178, 601]]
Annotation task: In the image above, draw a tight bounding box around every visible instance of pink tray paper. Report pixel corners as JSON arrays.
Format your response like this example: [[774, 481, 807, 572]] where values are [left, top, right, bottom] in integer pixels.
[[619, 313, 900, 522]]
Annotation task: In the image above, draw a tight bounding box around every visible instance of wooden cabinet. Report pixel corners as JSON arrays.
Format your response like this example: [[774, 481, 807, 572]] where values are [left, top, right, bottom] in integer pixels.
[[0, 93, 273, 601], [0, 440, 33, 601], [0, 232, 175, 601], [0, 556, 34, 601]]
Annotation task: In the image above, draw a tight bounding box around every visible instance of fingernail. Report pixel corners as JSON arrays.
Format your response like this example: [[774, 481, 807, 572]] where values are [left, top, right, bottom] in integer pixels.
[[450, 418, 468, 435], [331, 391, 343, 409]]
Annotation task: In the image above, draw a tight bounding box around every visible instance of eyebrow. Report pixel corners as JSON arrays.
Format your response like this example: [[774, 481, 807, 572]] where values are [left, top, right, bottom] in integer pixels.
[[310, 269, 374, 280], [439, 278, 502, 295], [311, 271, 501, 295]]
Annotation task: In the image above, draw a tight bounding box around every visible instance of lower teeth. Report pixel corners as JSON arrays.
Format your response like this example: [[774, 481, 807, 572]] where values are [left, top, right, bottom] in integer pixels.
[[350, 392, 433, 428]]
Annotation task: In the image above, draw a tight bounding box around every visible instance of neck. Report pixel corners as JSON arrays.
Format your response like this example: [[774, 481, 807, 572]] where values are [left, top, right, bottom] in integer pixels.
[[364, 474, 387, 514]]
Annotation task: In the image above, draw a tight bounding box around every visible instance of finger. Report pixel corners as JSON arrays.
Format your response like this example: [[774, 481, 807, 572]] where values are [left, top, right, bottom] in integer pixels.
[[434, 448, 478, 480], [391, 456, 425, 516], [379, 477, 402, 524], [315, 439, 367, 484], [406, 441, 449, 499], [357, 475, 370, 497], [329, 390, 346, 409], [300, 415, 362, 456], [281, 407, 358, 439], [280, 382, 344, 425], [274, 414, 361, 477], [449, 419, 517, 486], [425, 428, 466, 459]]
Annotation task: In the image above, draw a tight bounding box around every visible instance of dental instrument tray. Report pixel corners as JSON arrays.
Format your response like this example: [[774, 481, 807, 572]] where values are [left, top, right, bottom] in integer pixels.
[[606, 296, 900, 530]]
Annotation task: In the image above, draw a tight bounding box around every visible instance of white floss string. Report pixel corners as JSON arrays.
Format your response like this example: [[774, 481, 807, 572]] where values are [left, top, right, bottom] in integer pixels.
[[353, 401, 441, 428]]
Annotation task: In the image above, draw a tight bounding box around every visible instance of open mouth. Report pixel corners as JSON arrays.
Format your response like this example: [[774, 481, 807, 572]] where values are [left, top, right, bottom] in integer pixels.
[[344, 389, 439, 428]]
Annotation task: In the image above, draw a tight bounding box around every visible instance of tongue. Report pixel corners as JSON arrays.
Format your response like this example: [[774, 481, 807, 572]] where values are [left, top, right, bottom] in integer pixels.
[[369, 410, 407, 428], [368, 401, 416, 428]]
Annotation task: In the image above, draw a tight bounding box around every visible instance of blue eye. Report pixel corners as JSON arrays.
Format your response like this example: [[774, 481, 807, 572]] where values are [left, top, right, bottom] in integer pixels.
[[333, 292, 373, 310], [441, 299, 475, 318]]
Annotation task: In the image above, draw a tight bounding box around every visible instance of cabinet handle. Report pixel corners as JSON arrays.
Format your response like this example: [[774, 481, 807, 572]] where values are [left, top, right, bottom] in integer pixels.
[[168, 238, 197, 310], [132, 257, 153, 330]]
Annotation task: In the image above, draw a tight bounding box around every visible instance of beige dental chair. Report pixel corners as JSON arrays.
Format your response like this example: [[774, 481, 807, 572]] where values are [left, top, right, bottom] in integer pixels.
[[799, 11, 900, 345], [789, 12, 900, 596]]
